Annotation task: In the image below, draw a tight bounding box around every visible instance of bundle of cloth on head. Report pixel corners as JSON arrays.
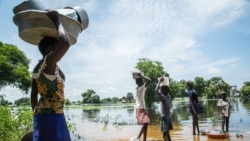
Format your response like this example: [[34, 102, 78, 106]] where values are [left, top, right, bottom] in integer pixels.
[[131, 69, 144, 79], [157, 74, 170, 87]]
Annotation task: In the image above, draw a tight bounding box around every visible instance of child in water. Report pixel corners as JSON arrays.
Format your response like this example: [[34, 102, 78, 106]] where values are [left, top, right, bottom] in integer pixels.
[[217, 92, 231, 133]]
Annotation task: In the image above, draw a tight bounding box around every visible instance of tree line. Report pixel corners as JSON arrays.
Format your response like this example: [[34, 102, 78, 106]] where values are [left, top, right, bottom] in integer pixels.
[[1, 41, 250, 107]]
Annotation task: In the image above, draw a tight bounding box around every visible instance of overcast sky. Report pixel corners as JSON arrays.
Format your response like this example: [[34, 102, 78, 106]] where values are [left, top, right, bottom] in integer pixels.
[[1, 0, 250, 102]]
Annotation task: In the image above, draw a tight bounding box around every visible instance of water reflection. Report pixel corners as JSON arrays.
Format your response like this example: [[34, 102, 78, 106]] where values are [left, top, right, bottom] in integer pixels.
[[65, 99, 250, 140], [82, 109, 100, 121]]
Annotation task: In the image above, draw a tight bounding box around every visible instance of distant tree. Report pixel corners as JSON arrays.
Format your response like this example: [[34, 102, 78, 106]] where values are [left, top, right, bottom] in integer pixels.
[[126, 92, 134, 103], [173, 79, 186, 99], [0, 94, 8, 106], [81, 89, 100, 104], [91, 95, 100, 104], [101, 97, 111, 103], [81, 89, 95, 103], [135, 58, 166, 108], [240, 81, 250, 97], [64, 98, 71, 106], [207, 77, 230, 99], [243, 82, 250, 86], [77, 100, 82, 105], [208, 77, 222, 98], [120, 96, 126, 102], [0, 95, 3, 105], [0, 42, 31, 93], [194, 77, 206, 97], [111, 97, 119, 103], [14, 97, 30, 106]]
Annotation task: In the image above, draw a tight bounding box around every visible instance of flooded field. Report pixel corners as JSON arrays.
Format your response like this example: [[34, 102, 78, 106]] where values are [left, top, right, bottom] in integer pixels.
[[64, 98, 250, 141]]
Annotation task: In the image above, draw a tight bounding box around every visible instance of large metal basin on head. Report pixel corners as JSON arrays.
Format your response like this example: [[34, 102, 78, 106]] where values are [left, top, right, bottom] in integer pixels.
[[13, 0, 89, 45]]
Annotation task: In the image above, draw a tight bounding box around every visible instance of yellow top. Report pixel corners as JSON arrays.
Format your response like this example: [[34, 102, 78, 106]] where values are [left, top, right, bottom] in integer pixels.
[[32, 55, 65, 114]]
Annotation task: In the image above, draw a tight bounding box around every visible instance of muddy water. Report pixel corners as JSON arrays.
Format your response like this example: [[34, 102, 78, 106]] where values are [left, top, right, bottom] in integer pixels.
[[65, 98, 250, 141]]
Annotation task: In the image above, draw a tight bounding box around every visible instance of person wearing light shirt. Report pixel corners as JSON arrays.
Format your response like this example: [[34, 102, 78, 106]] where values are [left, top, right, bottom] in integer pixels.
[[217, 92, 231, 133]]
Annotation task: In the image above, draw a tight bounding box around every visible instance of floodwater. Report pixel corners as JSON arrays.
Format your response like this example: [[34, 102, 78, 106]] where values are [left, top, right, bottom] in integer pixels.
[[64, 98, 250, 141]]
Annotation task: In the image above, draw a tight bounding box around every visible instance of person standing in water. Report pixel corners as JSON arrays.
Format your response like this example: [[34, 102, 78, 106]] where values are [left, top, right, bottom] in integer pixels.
[[155, 75, 172, 141], [186, 80, 200, 135], [31, 10, 71, 141], [132, 69, 151, 141], [217, 92, 231, 133]]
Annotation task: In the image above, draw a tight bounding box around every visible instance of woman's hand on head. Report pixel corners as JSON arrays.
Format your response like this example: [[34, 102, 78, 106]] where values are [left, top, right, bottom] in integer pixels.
[[47, 10, 59, 24], [160, 77, 164, 82], [137, 73, 142, 77]]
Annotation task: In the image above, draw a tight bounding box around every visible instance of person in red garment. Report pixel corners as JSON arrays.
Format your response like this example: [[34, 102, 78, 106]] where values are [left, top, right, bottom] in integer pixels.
[[30, 10, 71, 141], [132, 69, 151, 141]]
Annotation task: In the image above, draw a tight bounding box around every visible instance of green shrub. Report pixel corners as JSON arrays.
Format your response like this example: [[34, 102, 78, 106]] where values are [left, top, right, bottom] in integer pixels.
[[0, 106, 32, 141], [0, 106, 78, 141]]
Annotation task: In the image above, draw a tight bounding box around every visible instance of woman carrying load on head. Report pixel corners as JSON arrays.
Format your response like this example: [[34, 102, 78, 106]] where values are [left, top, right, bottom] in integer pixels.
[[132, 69, 151, 141], [31, 10, 71, 141]]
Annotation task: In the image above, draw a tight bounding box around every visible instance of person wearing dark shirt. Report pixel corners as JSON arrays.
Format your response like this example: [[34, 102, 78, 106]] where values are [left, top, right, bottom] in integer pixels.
[[186, 80, 200, 135]]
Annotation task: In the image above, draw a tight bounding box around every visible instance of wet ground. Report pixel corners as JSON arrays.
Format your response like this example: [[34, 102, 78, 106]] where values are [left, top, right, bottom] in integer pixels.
[[68, 99, 250, 141], [74, 122, 250, 141]]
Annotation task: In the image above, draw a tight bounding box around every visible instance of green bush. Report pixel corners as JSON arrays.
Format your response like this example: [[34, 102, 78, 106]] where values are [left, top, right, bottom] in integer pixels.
[[0, 106, 32, 141], [0, 106, 78, 141]]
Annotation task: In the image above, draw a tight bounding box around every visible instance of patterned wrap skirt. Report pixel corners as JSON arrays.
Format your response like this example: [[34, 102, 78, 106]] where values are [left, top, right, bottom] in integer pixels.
[[33, 114, 71, 141], [136, 108, 150, 125]]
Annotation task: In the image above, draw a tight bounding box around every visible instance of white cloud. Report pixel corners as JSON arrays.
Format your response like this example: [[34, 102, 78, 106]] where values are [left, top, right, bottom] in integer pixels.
[[2, 0, 250, 102], [207, 67, 221, 74]]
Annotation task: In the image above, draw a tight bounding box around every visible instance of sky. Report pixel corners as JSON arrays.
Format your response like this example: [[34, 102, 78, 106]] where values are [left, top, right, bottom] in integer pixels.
[[0, 0, 250, 102]]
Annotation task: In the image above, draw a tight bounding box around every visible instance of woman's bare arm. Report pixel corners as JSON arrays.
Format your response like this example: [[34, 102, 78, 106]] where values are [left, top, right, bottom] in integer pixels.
[[141, 74, 151, 87], [31, 79, 38, 111], [45, 10, 70, 74]]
